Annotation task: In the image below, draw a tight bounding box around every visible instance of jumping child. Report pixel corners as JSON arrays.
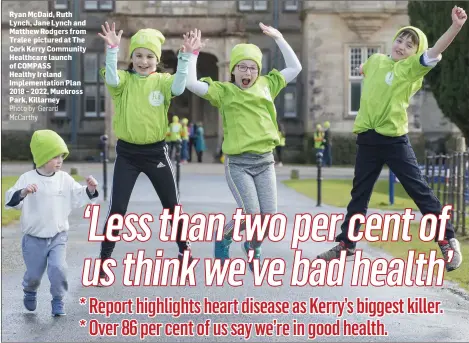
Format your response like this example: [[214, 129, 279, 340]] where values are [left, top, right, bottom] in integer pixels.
[[97, 22, 195, 281], [184, 24, 302, 271], [317, 7, 466, 272]]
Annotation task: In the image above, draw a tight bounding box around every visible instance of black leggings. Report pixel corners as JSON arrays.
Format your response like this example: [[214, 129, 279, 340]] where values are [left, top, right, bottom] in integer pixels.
[[99, 140, 189, 262]]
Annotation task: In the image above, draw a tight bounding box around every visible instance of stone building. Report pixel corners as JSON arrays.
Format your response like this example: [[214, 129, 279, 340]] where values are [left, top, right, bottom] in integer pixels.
[[1, 0, 460, 162]]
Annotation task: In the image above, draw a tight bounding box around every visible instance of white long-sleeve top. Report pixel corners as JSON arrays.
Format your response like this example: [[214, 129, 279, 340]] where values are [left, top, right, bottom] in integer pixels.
[[4, 170, 98, 238]]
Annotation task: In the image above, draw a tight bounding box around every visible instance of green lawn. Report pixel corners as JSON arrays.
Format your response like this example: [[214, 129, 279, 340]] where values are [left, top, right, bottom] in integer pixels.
[[283, 178, 418, 210], [2, 175, 84, 226], [370, 224, 469, 291], [283, 178, 469, 291]]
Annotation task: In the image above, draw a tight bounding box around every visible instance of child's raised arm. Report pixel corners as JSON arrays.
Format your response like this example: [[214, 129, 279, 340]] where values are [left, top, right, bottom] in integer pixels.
[[427, 6, 466, 59], [170, 32, 200, 96], [184, 29, 209, 97], [98, 22, 123, 87], [259, 23, 302, 83]]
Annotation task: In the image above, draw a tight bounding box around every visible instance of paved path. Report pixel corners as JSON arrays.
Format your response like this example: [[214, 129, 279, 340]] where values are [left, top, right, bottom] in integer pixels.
[[1, 163, 468, 342]]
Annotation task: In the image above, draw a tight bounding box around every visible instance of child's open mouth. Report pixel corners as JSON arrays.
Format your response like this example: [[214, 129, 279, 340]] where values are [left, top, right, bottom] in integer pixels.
[[241, 78, 251, 86]]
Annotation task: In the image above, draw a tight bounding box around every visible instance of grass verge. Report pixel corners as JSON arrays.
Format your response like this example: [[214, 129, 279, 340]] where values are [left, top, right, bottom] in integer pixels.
[[283, 178, 469, 291]]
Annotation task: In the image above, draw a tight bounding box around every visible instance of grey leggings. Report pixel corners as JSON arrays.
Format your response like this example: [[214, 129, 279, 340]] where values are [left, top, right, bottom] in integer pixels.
[[223, 152, 277, 248]]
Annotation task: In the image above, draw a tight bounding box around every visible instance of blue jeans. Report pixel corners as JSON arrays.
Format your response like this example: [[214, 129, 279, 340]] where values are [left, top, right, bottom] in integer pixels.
[[336, 140, 455, 248], [222, 152, 277, 248], [323, 145, 332, 166], [181, 140, 188, 161]]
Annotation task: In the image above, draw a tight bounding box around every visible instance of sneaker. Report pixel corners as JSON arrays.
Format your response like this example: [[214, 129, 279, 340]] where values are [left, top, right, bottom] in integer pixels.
[[96, 274, 110, 288], [214, 238, 232, 264], [178, 247, 194, 277], [51, 298, 66, 316], [317, 241, 356, 262], [23, 291, 37, 311], [438, 238, 462, 272], [243, 241, 261, 273]]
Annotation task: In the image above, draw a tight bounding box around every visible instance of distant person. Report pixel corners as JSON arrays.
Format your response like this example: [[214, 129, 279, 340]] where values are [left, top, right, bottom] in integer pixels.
[[313, 124, 324, 159], [322, 121, 332, 167], [194, 121, 206, 163], [276, 122, 286, 167]]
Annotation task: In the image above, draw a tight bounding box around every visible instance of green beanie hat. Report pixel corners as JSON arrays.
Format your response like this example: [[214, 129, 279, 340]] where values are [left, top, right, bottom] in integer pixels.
[[129, 28, 165, 61], [30, 130, 69, 167], [229, 43, 263, 73]]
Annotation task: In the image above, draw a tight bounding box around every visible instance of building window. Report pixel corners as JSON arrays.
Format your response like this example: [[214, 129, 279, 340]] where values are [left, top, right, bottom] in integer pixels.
[[238, 0, 267, 11], [348, 46, 380, 115], [54, 0, 68, 10], [54, 59, 68, 117], [261, 50, 270, 75], [161, 0, 191, 4], [84, 0, 113, 11], [283, 0, 299, 11], [283, 85, 297, 118], [84, 53, 106, 117]]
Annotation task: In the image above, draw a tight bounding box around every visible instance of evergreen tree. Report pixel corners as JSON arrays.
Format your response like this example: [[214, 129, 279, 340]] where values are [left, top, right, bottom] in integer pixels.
[[408, 1, 469, 143]]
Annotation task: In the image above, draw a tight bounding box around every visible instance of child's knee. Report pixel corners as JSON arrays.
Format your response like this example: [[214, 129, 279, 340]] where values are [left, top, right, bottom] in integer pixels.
[[49, 263, 67, 281], [24, 278, 41, 289]]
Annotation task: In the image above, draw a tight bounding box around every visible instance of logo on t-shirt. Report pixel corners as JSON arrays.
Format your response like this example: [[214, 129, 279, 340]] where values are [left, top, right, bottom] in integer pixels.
[[385, 72, 394, 86], [149, 91, 164, 106]]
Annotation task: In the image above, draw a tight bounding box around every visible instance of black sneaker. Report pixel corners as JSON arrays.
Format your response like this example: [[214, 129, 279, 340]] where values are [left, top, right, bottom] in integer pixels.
[[317, 241, 356, 261], [178, 247, 194, 277], [438, 238, 462, 272]]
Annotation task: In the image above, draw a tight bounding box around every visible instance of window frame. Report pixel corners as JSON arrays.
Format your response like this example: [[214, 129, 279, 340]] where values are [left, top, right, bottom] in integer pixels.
[[283, 84, 297, 118], [53, 0, 68, 10], [283, 0, 299, 12], [83, 52, 106, 118], [83, 0, 114, 11], [238, 0, 268, 12], [345, 44, 382, 117], [53, 58, 68, 117]]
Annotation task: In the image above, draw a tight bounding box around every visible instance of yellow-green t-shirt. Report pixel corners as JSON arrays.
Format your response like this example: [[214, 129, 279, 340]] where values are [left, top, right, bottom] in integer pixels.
[[200, 69, 287, 155], [100, 69, 174, 144], [353, 52, 433, 137]]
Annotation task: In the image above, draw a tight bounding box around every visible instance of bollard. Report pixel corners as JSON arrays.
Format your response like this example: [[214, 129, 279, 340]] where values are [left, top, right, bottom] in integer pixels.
[[290, 169, 299, 179], [175, 139, 182, 192], [316, 151, 323, 207], [100, 134, 109, 201], [389, 170, 395, 205]]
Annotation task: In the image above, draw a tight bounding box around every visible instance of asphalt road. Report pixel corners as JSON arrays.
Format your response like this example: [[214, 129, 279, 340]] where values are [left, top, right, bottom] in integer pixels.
[[1, 165, 468, 342]]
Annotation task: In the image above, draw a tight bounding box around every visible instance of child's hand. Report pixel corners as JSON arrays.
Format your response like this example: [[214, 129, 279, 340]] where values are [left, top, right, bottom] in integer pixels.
[[181, 30, 196, 53], [182, 29, 208, 53], [20, 184, 38, 197], [452, 6, 467, 28], [98, 22, 123, 47], [86, 176, 98, 194], [259, 22, 283, 39]]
